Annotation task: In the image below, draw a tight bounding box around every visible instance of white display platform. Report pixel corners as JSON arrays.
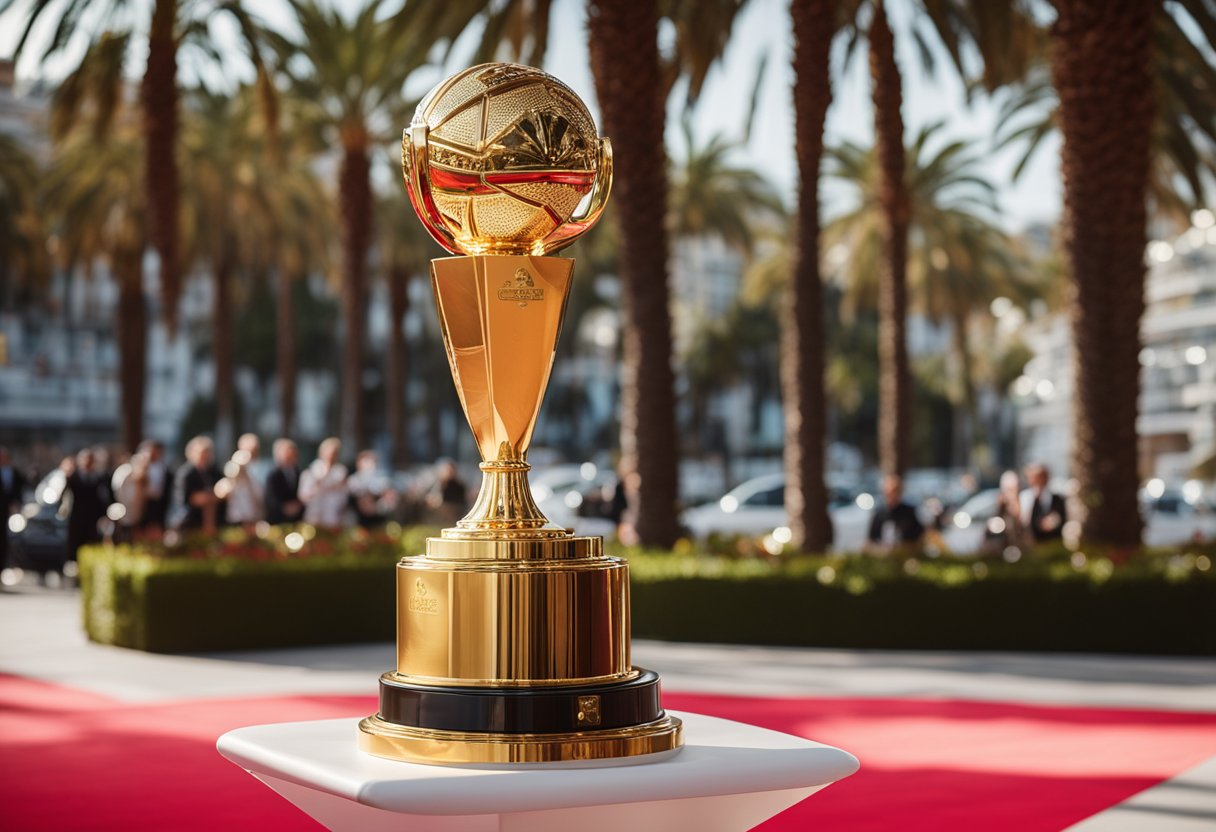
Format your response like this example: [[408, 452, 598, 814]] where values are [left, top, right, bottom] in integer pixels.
[[217, 711, 858, 832]]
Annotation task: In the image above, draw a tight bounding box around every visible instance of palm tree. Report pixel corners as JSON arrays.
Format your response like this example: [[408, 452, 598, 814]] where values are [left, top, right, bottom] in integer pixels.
[[669, 123, 786, 250], [668, 123, 784, 488], [783, 0, 837, 552], [976, 0, 1213, 545], [931, 1, 1216, 545], [993, 7, 1216, 228], [34, 30, 147, 450], [587, 0, 681, 546], [263, 149, 332, 438], [826, 123, 1030, 461], [180, 84, 331, 441], [833, 0, 1038, 477], [864, 0, 912, 478], [0, 134, 48, 301], [180, 89, 257, 451], [1049, 0, 1155, 546], [374, 188, 438, 468], [44, 124, 147, 451], [265, 0, 428, 451], [6, 0, 269, 334]]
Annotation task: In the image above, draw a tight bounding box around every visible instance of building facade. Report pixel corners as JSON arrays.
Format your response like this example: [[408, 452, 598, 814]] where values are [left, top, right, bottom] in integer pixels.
[[1015, 213, 1216, 482]]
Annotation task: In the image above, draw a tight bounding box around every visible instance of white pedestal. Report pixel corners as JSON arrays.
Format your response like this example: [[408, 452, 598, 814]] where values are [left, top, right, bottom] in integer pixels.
[[217, 711, 858, 832]]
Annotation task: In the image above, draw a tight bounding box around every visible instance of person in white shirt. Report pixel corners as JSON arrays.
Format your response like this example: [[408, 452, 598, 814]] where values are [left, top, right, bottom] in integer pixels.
[[111, 450, 150, 536], [299, 437, 349, 530], [219, 433, 264, 531], [139, 440, 169, 532], [347, 450, 397, 528]]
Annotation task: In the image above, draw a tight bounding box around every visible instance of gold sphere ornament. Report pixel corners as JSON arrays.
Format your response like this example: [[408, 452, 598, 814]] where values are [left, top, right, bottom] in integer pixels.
[[403, 62, 613, 256]]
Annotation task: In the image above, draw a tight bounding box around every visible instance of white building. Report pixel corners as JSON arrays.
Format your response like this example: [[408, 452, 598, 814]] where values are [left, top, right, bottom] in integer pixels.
[[1015, 210, 1216, 481]]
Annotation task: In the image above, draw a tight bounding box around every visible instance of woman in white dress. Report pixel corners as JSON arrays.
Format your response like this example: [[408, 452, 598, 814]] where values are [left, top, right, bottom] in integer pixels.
[[299, 437, 349, 530]]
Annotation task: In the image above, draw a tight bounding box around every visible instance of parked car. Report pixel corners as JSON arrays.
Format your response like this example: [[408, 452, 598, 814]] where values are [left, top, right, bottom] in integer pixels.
[[1141, 486, 1216, 547], [680, 473, 872, 551], [942, 481, 1216, 554], [530, 463, 615, 538], [941, 488, 1001, 554], [7, 471, 70, 576]]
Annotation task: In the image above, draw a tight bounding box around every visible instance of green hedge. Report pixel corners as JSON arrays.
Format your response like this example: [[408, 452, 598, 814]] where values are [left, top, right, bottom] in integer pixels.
[[79, 530, 1216, 655], [79, 527, 430, 653], [627, 546, 1216, 655]]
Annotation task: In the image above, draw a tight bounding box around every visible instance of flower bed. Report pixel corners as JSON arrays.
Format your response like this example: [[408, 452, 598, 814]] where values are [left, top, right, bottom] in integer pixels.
[[79, 532, 1216, 655]]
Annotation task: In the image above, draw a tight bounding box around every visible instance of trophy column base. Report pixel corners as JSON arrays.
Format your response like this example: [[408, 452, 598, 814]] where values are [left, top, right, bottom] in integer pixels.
[[358, 668, 683, 766], [357, 713, 683, 767]]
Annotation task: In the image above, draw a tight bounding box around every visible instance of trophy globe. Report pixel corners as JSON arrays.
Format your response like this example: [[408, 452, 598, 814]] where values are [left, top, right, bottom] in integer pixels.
[[403, 62, 612, 257]]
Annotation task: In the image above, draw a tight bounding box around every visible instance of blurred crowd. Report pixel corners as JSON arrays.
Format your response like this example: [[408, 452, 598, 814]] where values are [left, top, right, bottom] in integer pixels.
[[0, 434, 1076, 583], [865, 463, 1066, 554], [1, 435, 475, 570]]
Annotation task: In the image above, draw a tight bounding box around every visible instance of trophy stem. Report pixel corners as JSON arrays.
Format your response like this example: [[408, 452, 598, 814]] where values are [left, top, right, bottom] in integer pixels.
[[444, 460, 569, 540]]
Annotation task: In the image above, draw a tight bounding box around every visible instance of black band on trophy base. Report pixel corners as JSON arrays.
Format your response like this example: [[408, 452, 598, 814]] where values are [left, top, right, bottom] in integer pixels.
[[376, 668, 665, 734]]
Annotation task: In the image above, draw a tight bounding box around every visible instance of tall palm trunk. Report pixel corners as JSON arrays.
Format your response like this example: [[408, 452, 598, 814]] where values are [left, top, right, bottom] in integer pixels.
[[588, 0, 680, 547], [115, 252, 146, 452], [784, 0, 836, 553], [1052, 0, 1153, 546], [276, 268, 297, 436], [869, 0, 911, 477], [339, 140, 372, 450], [142, 0, 180, 333], [213, 252, 235, 452], [387, 267, 411, 468], [951, 310, 977, 468]]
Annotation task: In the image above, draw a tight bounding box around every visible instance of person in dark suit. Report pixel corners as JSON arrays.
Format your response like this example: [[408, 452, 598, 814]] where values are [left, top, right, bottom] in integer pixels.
[[171, 436, 222, 533], [427, 460, 469, 526], [138, 440, 169, 532], [1022, 463, 1066, 543], [0, 447, 28, 570], [64, 448, 110, 562], [866, 474, 924, 551], [264, 439, 304, 525]]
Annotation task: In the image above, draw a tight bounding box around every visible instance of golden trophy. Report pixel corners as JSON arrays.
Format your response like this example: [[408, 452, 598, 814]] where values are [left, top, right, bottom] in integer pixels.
[[358, 63, 683, 765]]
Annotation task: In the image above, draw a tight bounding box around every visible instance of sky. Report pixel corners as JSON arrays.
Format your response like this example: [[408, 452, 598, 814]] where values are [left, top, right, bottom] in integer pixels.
[[1, 0, 1062, 232]]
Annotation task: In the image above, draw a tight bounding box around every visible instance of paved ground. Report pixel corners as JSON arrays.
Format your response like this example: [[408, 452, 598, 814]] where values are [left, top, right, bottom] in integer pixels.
[[3, 584, 1215, 830]]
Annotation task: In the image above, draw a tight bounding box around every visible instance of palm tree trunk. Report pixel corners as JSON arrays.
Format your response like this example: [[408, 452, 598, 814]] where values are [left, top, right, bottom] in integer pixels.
[[115, 252, 146, 452], [951, 311, 976, 469], [142, 0, 180, 333], [277, 267, 297, 436], [213, 252, 235, 452], [1052, 0, 1153, 546], [870, 0, 911, 477], [784, 0, 836, 553], [588, 0, 680, 547], [339, 142, 371, 450], [387, 267, 411, 468]]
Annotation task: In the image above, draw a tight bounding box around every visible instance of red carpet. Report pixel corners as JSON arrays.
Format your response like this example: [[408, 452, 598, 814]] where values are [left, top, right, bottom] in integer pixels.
[[3, 674, 1215, 831]]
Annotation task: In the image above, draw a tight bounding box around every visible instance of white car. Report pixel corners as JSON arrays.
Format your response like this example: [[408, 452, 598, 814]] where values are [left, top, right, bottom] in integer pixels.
[[942, 484, 1216, 554], [530, 463, 616, 538], [1141, 488, 1216, 547], [680, 474, 871, 551], [941, 489, 1001, 554]]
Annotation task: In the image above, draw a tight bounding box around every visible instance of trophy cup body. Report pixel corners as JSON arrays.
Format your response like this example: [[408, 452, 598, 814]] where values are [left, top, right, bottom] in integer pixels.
[[358, 63, 683, 765]]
